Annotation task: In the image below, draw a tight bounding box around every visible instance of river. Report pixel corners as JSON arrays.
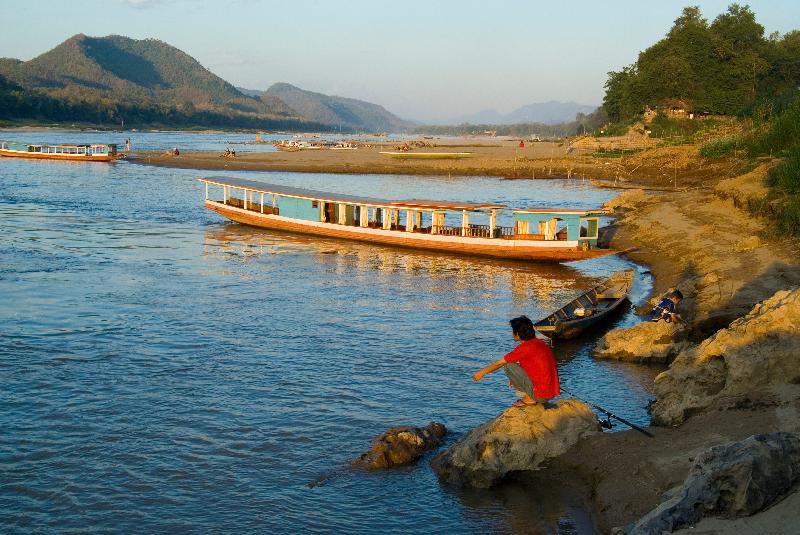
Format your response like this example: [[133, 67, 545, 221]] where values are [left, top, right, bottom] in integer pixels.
[[0, 131, 661, 534]]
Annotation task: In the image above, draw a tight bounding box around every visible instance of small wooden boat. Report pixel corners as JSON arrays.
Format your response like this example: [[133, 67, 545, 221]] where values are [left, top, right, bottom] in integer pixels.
[[0, 141, 124, 161], [534, 269, 634, 339]]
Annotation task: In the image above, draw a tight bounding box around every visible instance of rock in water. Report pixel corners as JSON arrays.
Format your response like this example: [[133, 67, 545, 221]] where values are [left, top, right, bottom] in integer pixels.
[[430, 399, 598, 488], [651, 288, 800, 426], [594, 320, 689, 364], [353, 422, 447, 469], [621, 432, 800, 535]]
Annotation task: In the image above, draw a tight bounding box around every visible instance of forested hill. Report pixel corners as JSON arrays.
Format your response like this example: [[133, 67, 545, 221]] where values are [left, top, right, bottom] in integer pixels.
[[264, 83, 416, 133], [0, 34, 326, 130], [603, 4, 800, 123]]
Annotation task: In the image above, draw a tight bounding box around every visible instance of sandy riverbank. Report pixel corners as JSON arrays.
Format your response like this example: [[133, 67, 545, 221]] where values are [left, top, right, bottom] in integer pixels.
[[131, 137, 737, 185]]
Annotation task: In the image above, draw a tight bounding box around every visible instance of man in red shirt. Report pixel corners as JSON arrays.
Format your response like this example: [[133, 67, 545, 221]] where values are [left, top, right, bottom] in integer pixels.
[[473, 316, 560, 407]]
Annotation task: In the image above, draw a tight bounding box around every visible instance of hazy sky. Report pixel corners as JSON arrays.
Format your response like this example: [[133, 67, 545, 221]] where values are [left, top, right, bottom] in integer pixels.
[[1, 0, 797, 122]]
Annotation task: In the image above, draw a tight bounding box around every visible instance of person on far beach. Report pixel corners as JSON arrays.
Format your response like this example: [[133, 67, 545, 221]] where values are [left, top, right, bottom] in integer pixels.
[[649, 289, 683, 323], [473, 316, 560, 407]]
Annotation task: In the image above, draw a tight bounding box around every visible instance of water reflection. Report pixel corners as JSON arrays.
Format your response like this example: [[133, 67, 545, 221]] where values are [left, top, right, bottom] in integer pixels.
[[452, 474, 597, 535], [203, 223, 599, 309]]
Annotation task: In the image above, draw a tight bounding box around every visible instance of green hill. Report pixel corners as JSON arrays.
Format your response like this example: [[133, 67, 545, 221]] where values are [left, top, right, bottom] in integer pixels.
[[265, 82, 416, 132], [0, 34, 324, 130]]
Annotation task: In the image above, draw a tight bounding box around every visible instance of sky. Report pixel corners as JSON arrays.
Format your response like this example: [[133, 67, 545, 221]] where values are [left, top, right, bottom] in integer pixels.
[[1, 0, 798, 122]]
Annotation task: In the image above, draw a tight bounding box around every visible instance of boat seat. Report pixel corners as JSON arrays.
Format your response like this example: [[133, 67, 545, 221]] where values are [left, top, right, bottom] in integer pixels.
[[596, 292, 625, 299]]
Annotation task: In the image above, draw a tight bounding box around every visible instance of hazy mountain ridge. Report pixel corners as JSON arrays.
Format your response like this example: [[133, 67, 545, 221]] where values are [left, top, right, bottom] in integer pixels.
[[446, 101, 597, 125], [264, 83, 417, 132]]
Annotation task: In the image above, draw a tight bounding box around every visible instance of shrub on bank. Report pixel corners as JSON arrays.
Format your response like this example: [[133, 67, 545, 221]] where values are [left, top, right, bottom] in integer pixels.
[[700, 136, 739, 158]]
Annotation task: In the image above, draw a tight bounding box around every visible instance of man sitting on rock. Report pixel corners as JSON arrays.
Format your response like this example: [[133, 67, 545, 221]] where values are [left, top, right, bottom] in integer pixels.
[[649, 289, 684, 323], [472, 316, 560, 407]]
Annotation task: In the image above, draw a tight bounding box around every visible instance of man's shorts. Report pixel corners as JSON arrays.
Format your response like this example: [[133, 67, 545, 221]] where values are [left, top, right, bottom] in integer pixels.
[[504, 362, 549, 403]]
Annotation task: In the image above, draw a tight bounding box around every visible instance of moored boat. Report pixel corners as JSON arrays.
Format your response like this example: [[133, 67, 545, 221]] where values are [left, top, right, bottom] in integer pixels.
[[534, 269, 635, 339], [0, 141, 124, 161], [379, 151, 472, 159], [198, 176, 620, 262]]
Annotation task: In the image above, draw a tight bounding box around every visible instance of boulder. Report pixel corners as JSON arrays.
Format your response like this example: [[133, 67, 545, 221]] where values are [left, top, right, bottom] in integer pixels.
[[620, 432, 800, 535], [651, 288, 800, 426], [594, 320, 690, 364], [352, 422, 447, 469], [430, 399, 598, 488]]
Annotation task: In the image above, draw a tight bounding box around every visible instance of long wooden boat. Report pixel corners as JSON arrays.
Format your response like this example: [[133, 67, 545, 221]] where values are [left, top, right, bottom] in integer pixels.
[[0, 141, 124, 161], [379, 151, 472, 159], [199, 176, 619, 262], [534, 269, 634, 338]]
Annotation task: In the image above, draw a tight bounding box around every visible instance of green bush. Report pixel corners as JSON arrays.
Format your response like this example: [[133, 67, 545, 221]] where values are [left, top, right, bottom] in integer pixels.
[[648, 114, 702, 140], [700, 136, 738, 157], [767, 146, 800, 194], [744, 98, 800, 157]]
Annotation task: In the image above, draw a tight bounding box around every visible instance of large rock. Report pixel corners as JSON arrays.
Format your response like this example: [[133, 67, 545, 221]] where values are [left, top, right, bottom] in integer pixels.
[[594, 320, 690, 364], [651, 288, 800, 426], [620, 432, 800, 535], [352, 422, 447, 469], [430, 399, 598, 488]]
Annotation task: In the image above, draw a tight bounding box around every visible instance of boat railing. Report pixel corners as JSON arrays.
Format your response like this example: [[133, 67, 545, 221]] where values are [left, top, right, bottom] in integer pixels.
[[430, 224, 513, 238], [224, 197, 279, 215]]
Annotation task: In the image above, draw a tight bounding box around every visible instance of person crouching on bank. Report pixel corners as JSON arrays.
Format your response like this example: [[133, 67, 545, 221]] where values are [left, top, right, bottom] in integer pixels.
[[473, 316, 560, 407]]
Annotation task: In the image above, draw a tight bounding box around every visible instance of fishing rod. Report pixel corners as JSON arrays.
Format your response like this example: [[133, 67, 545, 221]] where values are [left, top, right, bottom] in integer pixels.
[[561, 387, 654, 438]]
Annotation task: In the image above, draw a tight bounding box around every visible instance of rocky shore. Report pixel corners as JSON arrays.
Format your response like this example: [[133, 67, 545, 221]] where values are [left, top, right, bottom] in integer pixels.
[[449, 164, 800, 532]]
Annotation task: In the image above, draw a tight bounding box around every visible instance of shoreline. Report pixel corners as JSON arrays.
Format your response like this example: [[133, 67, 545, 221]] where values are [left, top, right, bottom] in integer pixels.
[[543, 168, 800, 531]]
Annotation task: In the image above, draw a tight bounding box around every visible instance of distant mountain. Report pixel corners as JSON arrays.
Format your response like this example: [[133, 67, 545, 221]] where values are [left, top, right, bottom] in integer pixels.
[[0, 34, 323, 129], [264, 83, 416, 132], [447, 101, 597, 125]]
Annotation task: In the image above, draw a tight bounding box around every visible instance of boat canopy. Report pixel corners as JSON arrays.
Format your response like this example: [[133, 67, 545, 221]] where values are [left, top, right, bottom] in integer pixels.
[[198, 176, 506, 211], [511, 207, 608, 244]]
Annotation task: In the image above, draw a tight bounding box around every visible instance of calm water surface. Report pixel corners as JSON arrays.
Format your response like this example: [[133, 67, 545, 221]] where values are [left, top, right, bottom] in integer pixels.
[[0, 133, 660, 534]]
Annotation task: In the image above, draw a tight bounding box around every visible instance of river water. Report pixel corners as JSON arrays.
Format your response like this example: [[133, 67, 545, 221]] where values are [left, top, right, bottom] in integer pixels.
[[0, 132, 661, 534]]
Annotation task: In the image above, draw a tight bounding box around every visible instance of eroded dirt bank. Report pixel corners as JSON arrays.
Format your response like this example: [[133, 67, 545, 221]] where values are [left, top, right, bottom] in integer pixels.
[[544, 163, 800, 533]]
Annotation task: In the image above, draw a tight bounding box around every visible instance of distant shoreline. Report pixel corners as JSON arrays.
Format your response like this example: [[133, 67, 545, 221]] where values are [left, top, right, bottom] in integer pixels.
[[131, 139, 613, 180]]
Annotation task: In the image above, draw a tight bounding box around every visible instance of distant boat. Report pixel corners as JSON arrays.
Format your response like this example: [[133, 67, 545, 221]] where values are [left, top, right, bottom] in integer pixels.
[[0, 141, 124, 162], [534, 270, 635, 339], [198, 175, 620, 262], [379, 151, 472, 159]]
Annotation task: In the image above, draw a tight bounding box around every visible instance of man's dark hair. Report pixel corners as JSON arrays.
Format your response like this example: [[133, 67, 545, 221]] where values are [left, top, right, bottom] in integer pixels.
[[510, 315, 536, 341], [671, 290, 684, 300]]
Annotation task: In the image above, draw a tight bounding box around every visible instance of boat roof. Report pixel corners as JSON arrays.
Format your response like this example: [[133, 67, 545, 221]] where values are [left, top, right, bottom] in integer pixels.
[[198, 176, 506, 210], [512, 207, 610, 215], [2, 142, 116, 148]]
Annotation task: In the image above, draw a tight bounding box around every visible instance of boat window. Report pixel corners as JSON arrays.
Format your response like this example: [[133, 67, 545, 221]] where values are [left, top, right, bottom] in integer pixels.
[[312, 201, 318, 208]]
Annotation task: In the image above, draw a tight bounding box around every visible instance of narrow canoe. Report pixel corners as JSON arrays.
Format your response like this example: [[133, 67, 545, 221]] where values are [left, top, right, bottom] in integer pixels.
[[534, 269, 634, 339]]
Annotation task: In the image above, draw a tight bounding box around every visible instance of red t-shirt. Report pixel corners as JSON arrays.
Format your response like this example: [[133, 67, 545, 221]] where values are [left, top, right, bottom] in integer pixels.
[[504, 338, 560, 398]]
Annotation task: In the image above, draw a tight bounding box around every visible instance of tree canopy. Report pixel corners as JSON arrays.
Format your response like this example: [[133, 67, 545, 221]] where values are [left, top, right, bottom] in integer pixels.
[[603, 4, 800, 122]]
